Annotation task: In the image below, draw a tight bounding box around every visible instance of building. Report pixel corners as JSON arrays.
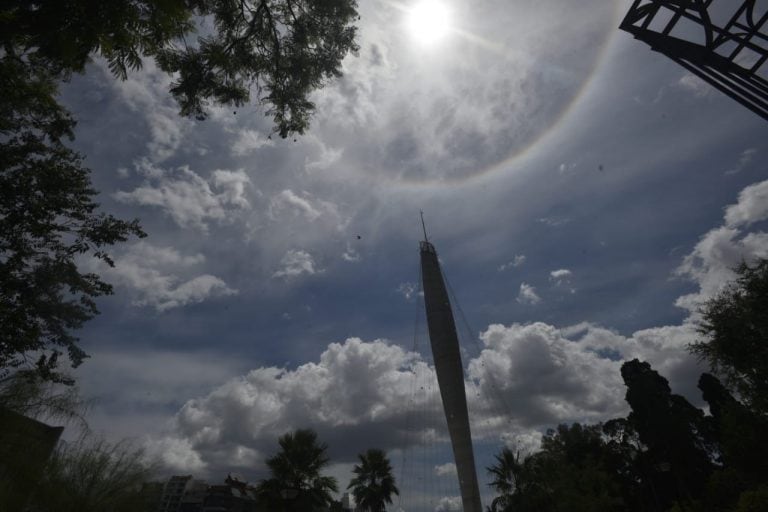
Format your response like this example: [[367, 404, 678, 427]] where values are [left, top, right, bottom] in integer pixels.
[[159, 475, 195, 512], [178, 479, 208, 512], [0, 407, 64, 511], [340, 492, 354, 512]]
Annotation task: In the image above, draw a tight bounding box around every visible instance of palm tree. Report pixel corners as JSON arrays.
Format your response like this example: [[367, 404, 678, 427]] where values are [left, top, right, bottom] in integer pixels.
[[257, 429, 338, 512], [487, 447, 527, 512], [347, 448, 399, 512], [487, 447, 553, 512]]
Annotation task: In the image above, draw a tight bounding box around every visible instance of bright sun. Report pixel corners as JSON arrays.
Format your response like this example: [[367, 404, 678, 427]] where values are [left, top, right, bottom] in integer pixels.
[[407, 0, 451, 45]]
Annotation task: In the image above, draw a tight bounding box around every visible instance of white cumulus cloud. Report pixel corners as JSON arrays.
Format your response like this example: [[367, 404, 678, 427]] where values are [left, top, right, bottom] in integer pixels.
[[549, 268, 572, 283], [498, 254, 526, 271], [267, 190, 346, 229], [342, 242, 361, 262], [104, 59, 192, 162], [724, 179, 768, 228], [435, 496, 462, 511], [147, 320, 703, 477], [397, 282, 420, 300], [114, 161, 251, 231], [516, 283, 541, 305], [676, 179, 768, 316], [86, 241, 237, 311], [434, 462, 457, 476], [150, 338, 435, 473], [273, 249, 320, 278]]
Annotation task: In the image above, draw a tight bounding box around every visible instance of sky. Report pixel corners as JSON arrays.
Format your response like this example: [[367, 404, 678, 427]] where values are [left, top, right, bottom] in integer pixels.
[[55, 0, 768, 510]]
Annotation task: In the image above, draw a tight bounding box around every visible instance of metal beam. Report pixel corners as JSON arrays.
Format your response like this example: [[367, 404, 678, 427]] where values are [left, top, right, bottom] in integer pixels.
[[620, 0, 768, 121]]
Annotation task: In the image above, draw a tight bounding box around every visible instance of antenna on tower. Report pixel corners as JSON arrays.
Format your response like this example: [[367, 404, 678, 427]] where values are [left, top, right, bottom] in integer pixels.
[[420, 210, 429, 242]]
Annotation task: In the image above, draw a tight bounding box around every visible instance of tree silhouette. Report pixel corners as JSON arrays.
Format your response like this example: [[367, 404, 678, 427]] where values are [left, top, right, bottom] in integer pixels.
[[347, 448, 399, 512], [621, 359, 714, 508], [0, 57, 145, 383], [486, 447, 527, 512], [257, 429, 338, 511], [486, 355, 768, 511], [1, 0, 359, 137], [487, 425, 628, 512], [16, 434, 151, 512], [698, 372, 768, 508], [1, 0, 360, 383], [694, 259, 768, 416]]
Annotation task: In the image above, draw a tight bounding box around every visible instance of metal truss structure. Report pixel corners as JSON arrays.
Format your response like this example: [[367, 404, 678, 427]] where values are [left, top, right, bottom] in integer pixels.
[[620, 0, 768, 121]]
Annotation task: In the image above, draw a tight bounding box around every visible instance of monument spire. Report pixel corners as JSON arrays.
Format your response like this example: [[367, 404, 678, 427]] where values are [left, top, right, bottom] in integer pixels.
[[419, 230, 482, 512]]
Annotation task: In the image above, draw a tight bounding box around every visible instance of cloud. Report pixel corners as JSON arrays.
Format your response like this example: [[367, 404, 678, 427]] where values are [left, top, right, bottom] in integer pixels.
[[308, 0, 618, 183], [434, 462, 457, 476], [501, 430, 543, 455], [148, 318, 703, 477], [150, 338, 436, 474], [677, 72, 714, 99], [549, 269, 572, 280], [231, 130, 274, 156], [114, 161, 252, 231], [342, 243, 361, 262], [269, 189, 322, 221], [516, 283, 541, 305], [76, 347, 250, 441], [724, 148, 758, 176], [468, 323, 626, 429], [435, 496, 462, 511], [538, 216, 570, 227], [724, 179, 768, 227], [468, 321, 705, 437], [86, 242, 237, 311], [675, 179, 768, 316], [549, 269, 574, 291], [267, 190, 346, 230], [145, 437, 207, 473], [273, 249, 320, 278], [397, 282, 420, 300], [104, 59, 192, 162], [498, 255, 526, 271], [305, 139, 344, 172], [212, 169, 252, 209]]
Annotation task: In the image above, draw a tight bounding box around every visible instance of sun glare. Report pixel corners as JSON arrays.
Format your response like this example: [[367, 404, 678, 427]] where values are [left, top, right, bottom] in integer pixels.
[[407, 0, 451, 45]]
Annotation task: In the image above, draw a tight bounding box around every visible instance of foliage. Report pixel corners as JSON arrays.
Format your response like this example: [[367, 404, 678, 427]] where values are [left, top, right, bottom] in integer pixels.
[[0, 56, 145, 382], [733, 484, 768, 512], [0, 370, 88, 428], [257, 429, 338, 511], [347, 448, 399, 512], [23, 434, 153, 512], [487, 263, 768, 512], [486, 424, 629, 512], [0, 0, 360, 137], [1, 0, 359, 383], [487, 362, 768, 512], [697, 373, 768, 512], [486, 446, 551, 512], [621, 359, 715, 507], [694, 259, 768, 415]]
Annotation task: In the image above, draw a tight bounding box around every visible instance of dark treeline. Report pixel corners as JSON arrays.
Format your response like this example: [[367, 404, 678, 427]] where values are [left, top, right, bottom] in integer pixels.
[[487, 260, 768, 512]]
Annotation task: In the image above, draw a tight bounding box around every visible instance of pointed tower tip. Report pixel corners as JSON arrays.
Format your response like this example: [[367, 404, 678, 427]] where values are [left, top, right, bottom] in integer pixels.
[[419, 211, 436, 254]]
